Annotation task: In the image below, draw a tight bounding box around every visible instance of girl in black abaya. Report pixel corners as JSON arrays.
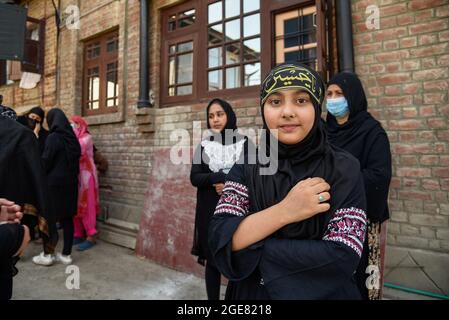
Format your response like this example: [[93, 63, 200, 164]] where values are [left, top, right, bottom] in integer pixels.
[[32, 108, 81, 266], [325, 72, 392, 300], [191, 98, 252, 300], [209, 63, 368, 300]]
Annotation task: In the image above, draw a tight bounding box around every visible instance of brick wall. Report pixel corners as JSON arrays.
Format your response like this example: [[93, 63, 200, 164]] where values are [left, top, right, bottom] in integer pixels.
[[352, 0, 449, 252]]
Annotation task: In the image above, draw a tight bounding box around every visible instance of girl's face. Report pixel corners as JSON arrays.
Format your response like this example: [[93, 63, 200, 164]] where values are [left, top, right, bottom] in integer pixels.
[[208, 103, 228, 133], [263, 89, 315, 145], [326, 84, 344, 99]]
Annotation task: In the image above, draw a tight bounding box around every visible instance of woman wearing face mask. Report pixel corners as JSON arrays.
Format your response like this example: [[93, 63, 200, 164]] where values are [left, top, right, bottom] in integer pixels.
[[70, 116, 100, 251], [325, 72, 392, 300], [32, 108, 81, 266], [190, 98, 253, 300], [209, 63, 367, 300]]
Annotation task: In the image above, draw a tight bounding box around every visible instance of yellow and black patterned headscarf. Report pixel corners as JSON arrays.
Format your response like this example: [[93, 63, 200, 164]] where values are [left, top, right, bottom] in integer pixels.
[[261, 63, 325, 107]]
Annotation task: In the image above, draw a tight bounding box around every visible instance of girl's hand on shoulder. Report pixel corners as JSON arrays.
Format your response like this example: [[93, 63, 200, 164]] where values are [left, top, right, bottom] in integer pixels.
[[277, 177, 331, 225]]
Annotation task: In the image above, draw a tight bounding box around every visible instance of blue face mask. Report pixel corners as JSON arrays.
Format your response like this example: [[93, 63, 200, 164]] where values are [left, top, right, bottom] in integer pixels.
[[326, 96, 349, 118]]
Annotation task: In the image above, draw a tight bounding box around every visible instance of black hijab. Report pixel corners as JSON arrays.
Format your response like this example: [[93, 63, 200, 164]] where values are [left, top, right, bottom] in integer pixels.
[[326, 72, 390, 222], [326, 72, 380, 150], [46, 108, 81, 173], [244, 63, 363, 240], [206, 98, 244, 145]]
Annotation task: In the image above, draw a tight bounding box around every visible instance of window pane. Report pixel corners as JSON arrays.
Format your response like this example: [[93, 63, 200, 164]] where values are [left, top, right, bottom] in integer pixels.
[[169, 57, 176, 85], [177, 85, 192, 95], [243, 0, 259, 13], [208, 24, 223, 45], [180, 9, 195, 17], [244, 63, 260, 86], [168, 20, 176, 31], [285, 51, 298, 63], [208, 70, 223, 91], [107, 99, 116, 107], [226, 43, 240, 65], [208, 47, 222, 68], [178, 41, 193, 53], [177, 53, 193, 83], [226, 66, 240, 89], [284, 18, 298, 36], [208, 1, 222, 24], [285, 36, 298, 49], [225, 0, 240, 18], [225, 19, 240, 41], [107, 69, 118, 100], [91, 101, 99, 110], [243, 38, 260, 61], [169, 87, 175, 96], [168, 14, 176, 31], [299, 48, 317, 66], [243, 13, 260, 37], [107, 39, 118, 52], [169, 45, 176, 54], [91, 76, 100, 101], [179, 16, 195, 28]]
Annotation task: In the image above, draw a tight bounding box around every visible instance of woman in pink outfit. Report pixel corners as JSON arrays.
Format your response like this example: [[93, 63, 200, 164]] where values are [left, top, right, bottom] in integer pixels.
[[70, 116, 100, 251]]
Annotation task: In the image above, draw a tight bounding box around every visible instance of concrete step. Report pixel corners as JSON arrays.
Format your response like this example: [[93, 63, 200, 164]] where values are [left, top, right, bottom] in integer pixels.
[[97, 219, 139, 250]]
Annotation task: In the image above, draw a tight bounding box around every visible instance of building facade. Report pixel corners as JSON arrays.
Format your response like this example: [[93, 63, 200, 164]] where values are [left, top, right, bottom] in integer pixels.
[[1, 0, 448, 297]]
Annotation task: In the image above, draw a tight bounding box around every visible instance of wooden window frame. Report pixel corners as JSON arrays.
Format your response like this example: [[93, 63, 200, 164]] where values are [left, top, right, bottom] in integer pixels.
[[22, 17, 45, 74], [160, 0, 331, 107], [82, 29, 119, 116]]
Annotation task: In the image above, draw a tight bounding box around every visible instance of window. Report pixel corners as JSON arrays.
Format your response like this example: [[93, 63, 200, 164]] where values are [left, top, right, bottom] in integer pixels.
[[206, 0, 261, 91], [82, 30, 119, 115], [160, 0, 330, 105], [275, 6, 317, 68], [22, 17, 45, 74]]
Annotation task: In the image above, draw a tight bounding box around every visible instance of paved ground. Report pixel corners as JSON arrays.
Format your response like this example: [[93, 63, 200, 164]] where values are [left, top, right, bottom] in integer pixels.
[[12, 237, 441, 300], [13, 238, 226, 300]]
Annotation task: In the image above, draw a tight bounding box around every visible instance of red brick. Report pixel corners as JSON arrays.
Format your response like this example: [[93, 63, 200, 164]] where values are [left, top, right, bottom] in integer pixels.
[[423, 80, 449, 91], [419, 106, 437, 117], [399, 132, 418, 142], [379, 50, 410, 62], [424, 93, 447, 104], [399, 190, 432, 201], [403, 108, 418, 118], [420, 155, 440, 166], [397, 167, 432, 177], [384, 86, 402, 96], [389, 119, 424, 130], [440, 156, 449, 166], [433, 168, 449, 178], [377, 73, 411, 85], [382, 3, 408, 16], [409, 0, 446, 10], [397, 14, 415, 26], [373, 28, 408, 42], [403, 83, 420, 94], [409, 20, 448, 35], [400, 36, 417, 48], [403, 59, 421, 71], [413, 68, 449, 81], [411, 44, 448, 58], [401, 155, 419, 165], [422, 179, 441, 191], [438, 54, 449, 66], [393, 144, 414, 154], [379, 96, 412, 107], [428, 118, 447, 129]]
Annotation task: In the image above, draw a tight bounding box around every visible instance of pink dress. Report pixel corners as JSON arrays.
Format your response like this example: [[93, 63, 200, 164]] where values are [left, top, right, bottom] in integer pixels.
[[71, 116, 100, 237]]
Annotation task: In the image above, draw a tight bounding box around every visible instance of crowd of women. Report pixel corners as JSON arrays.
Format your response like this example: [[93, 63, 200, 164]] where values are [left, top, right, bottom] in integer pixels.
[[1, 61, 391, 301], [191, 62, 391, 300], [0, 100, 101, 300]]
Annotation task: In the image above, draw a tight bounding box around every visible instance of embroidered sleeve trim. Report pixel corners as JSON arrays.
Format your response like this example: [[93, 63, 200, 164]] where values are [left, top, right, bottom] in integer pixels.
[[323, 207, 367, 257], [214, 181, 249, 217]]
